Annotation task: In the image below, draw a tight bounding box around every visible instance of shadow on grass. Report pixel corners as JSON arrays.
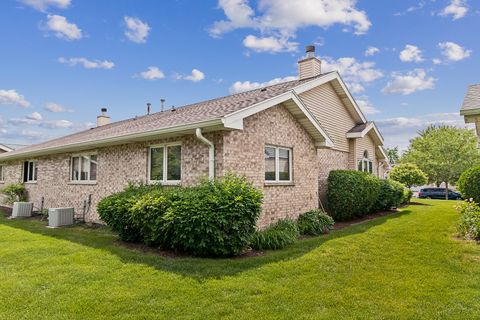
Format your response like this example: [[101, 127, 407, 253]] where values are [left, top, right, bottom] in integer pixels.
[[0, 209, 412, 281]]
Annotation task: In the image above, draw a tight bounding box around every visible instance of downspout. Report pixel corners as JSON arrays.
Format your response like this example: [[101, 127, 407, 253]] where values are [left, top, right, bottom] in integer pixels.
[[195, 128, 215, 180]]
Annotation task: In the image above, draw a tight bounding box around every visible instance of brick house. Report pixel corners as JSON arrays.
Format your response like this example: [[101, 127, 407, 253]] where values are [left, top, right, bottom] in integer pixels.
[[0, 46, 388, 227]]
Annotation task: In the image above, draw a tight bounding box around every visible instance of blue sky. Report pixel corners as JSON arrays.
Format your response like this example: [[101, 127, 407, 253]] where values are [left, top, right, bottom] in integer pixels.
[[0, 0, 478, 149]]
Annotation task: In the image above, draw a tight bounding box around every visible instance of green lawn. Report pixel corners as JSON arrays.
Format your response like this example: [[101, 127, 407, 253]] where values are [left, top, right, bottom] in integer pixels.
[[1, 199, 479, 319]]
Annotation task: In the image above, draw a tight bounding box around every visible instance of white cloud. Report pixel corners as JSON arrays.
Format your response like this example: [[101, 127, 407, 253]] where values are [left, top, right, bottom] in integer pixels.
[[364, 46, 380, 56], [45, 102, 71, 113], [175, 69, 206, 82], [399, 44, 424, 62], [438, 41, 471, 61], [124, 16, 150, 43], [210, 0, 371, 52], [356, 96, 379, 115], [44, 14, 82, 41], [439, 0, 468, 20], [137, 66, 165, 80], [243, 35, 298, 53], [58, 57, 114, 69], [382, 69, 435, 95], [9, 113, 73, 129], [19, 0, 70, 12], [26, 112, 43, 121], [0, 89, 30, 108], [432, 58, 442, 65], [229, 76, 297, 93], [321, 56, 383, 93]]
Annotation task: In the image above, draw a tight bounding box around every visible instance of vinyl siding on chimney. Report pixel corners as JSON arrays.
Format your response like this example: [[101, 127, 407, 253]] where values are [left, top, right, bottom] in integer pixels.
[[298, 57, 321, 80]]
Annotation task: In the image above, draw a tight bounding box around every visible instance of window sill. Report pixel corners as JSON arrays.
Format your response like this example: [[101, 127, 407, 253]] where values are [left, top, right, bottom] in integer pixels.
[[264, 182, 295, 187], [24, 181, 37, 184], [148, 181, 182, 186], [69, 181, 97, 185]]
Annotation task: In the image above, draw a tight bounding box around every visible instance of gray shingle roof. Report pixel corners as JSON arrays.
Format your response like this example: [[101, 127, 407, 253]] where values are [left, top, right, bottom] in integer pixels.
[[347, 122, 370, 134], [461, 84, 480, 113], [2, 74, 328, 159]]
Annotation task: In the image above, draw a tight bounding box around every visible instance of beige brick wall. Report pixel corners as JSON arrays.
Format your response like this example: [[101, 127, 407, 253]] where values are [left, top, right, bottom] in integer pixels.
[[317, 149, 350, 205], [222, 104, 319, 228]]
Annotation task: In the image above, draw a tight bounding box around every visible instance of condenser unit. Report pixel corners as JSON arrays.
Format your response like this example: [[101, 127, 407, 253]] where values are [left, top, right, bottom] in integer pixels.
[[12, 202, 33, 218], [48, 207, 74, 228]]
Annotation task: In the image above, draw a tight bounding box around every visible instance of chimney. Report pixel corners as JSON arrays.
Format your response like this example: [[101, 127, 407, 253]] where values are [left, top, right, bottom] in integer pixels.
[[298, 45, 321, 80], [97, 107, 110, 127]]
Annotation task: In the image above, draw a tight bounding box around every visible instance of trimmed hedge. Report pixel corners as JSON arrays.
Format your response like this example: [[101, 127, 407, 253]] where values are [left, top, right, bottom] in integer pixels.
[[297, 209, 334, 236], [327, 170, 382, 220], [458, 166, 480, 204], [457, 200, 480, 240], [98, 175, 263, 257], [249, 219, 299, 250], [374, 179, 405, 212]]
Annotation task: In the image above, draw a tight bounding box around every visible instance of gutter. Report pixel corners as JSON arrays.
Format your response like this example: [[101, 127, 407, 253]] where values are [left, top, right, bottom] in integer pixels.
[[195, 128, 215, 180]]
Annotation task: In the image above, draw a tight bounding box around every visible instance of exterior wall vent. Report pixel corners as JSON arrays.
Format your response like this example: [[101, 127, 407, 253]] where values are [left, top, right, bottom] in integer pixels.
[[12, 202, 33, 218], [48, 207, 75, 227]]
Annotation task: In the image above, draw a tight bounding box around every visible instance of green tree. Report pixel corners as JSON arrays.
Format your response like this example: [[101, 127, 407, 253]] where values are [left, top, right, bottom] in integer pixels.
[[387, 147, 400, 165], [389, 163, 428, 188], [402, 125, 480, 199]]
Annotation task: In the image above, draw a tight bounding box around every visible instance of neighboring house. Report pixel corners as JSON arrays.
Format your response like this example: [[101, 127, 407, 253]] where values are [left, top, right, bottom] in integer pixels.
[[0, 46, 388, 228], [460, 83, 480, 147]]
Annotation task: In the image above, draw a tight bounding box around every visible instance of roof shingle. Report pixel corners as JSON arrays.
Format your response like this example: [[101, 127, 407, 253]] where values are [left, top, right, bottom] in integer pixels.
[[461, 83, 480, 113]]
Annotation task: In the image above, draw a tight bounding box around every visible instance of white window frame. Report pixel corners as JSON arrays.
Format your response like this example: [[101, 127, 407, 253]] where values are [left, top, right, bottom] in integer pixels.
[[24, 160, 37, 183], [265, 145, 293, 184], [358, 150, 373, 174], [0, 165, 4, 183], [148, 142, 182, 185], [70, 153, 98, 184]]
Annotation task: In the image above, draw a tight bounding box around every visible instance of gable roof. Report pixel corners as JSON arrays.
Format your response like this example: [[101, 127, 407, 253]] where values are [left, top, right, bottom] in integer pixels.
[[346, 121, 384, 145], [460, 84, 480, 116], [0, 144, 13, 152], [0, 71, 371, 160]]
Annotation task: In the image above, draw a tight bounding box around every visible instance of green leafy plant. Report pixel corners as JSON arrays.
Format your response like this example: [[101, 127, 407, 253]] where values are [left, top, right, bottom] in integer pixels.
[[389, 163, 428, 188], [327, 170, 381, 221], [250, 219, 299, 250], [401, 188, 413, 204], [1, 183, 27, 205], [374, 179, 405, 211], [456, 200, 480, 240], [457, 165, 480, 204], [297, 209, 334, 236]]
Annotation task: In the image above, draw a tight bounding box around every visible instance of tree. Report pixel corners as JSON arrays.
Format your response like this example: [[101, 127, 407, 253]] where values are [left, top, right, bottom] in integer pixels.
[[389, 163, 428, 188], [401, 125, 480, 199], [386, 147, 400, 165]]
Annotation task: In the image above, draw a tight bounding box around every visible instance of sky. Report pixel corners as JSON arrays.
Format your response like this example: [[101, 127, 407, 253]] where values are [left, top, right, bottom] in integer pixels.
[[0, 0, 479, 150]]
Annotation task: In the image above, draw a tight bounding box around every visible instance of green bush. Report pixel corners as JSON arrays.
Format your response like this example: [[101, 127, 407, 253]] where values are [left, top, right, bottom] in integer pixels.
[[458, 166, 480, 204], [457, 200, 480, 240], [327, 170, 381, 221], [1, 183, 27, 205], [250, 219, 299, 250], [297, 209, 334, 236], [97, 183, 158, 242], [97, 175, 263, 257], [374, 179, 405, 211], [401, 188, 413, 204]]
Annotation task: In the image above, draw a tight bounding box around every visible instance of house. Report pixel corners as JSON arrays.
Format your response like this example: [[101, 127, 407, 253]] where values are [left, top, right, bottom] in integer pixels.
[[0, 46, 388, 228], [460, 83, 480, 147]]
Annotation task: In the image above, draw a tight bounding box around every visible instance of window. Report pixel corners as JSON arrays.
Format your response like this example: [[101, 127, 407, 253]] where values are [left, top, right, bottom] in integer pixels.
[[358, 150, 373, 174], [265, 145, 292, 183], [23, 161, 37, 182], [149, 143, 182, 183], [0, 165, 4, 182], [71, 154, 97, 182]]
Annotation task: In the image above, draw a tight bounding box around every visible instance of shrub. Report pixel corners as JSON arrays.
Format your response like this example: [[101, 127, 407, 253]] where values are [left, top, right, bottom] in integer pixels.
[[297, 209, 334, 236], [374, 179, 405, 211], [1, 183, 27, 205], [457, 200, 480, 240], [458, 166, 480, 204], [164, 175, 263, 257], [97, 183, 158, 242], [250, 219, 299, 250], [389, 163, 428, 188], [401, 188, 413, 204], [327, 170, 381, 221]]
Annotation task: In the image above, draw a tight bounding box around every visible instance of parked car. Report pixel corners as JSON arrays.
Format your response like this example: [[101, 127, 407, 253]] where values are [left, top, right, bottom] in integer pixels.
[[418, 188, 462, 200]]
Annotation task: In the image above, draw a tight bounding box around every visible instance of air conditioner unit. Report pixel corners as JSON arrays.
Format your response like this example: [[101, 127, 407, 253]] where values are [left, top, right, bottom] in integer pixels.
[[48, 207, 74, 228], [12, 202, 33, 218]]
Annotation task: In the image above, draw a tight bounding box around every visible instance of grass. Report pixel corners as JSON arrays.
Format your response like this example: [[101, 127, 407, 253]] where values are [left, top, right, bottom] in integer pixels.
[[1, 199, 479, 319]]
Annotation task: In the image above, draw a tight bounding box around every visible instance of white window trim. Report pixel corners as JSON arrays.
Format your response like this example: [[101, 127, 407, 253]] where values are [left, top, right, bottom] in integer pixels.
[[24, 160, 37, 183], [70, 153, 98, 184], [358, 157, 373, 174], [148, 142, 182, 185], [265, 145, 293, 184], [0, 165, 4, 183]]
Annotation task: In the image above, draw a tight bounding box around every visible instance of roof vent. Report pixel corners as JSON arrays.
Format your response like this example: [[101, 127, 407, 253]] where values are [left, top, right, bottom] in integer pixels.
[[261, 88, 267, 92], [171, 105, 176, 112], [160, 99, 165, 112], [147, 103, 152, 115]]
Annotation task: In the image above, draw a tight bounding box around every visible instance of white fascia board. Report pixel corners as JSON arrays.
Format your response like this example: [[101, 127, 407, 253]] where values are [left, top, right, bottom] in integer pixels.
[[377, 146, 388, 162], [370, 122, 385, 145], [0, 119, 223, 161], [293, 71, 367, 124], [0, 144, 13, 152], [222, 90, 334, 148], [345, 123, 374, 139], [460, 108, 480, 116]]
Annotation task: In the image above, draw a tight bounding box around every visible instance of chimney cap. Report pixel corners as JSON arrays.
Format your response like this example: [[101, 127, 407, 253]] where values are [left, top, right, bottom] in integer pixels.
[[101, 107, 107, 113], [306, 45, 315, 53]]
